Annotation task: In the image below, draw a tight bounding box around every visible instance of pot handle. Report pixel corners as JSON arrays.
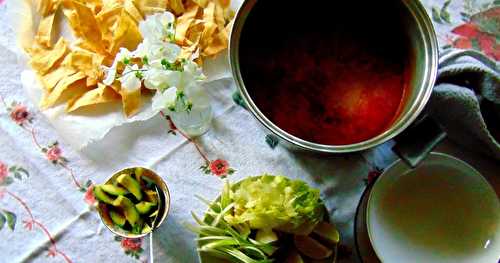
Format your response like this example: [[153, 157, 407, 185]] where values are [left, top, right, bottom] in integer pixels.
[[392, 115, 446, 168]]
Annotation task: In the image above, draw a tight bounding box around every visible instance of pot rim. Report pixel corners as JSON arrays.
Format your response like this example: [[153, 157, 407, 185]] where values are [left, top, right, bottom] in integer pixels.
[[229, 0, 439, 153]]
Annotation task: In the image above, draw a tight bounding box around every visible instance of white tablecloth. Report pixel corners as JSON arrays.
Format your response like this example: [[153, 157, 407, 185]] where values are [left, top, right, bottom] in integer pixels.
[[0, 0, 498, 262]]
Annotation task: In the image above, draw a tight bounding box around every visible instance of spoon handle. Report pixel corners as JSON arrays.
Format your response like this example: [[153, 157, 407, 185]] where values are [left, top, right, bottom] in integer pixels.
[[149, 232, 154, 263]]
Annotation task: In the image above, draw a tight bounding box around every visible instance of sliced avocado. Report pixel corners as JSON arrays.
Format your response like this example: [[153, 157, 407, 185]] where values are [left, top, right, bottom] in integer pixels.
[[113, 196, 140, 226], [135, 201, 157, 215], [134, 167, 144, 183], [117, 174, 142, 200], [141, 224, 152, 234], [109, 210, 126, 228], [144, 190, 158, 204], [101, 184, 128, 196], [141, 175, 156, 189], [312, 221, 340, 247], [94, 186, 115, 205], [131, 218, 144, 234], [294, 235, 333, 260], [284, 249, 305, 263], [256, 228, 278, 244]]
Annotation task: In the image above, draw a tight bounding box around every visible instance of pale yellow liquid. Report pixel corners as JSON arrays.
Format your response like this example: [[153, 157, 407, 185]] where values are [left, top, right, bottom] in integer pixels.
[[378, 164, 500, 257]]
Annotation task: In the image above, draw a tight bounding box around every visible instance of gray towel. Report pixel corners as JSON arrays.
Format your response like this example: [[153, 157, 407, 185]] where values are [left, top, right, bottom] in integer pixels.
[[428, 49, 500, 160]]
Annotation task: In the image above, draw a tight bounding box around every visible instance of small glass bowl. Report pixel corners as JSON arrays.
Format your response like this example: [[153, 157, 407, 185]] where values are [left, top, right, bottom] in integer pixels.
[[96, 167, 171, 238]]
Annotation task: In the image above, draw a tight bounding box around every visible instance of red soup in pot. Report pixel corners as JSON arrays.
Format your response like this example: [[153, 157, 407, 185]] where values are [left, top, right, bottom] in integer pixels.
[[239, 1, 412, 145]]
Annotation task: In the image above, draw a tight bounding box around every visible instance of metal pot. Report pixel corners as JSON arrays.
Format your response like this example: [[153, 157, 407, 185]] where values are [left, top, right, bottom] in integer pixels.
[[229, 0, 439, 158]]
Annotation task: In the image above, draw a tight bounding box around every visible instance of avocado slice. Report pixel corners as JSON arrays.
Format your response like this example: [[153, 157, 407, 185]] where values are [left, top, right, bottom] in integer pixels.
[[101, 184, 128, 196], [312, 221, 340, 247], [141, 224, 152, 234], [94, 186, 115, 205], [294, 235, 333, 260], [144, 190, 158, 205], [134, 167, 144, 183], [109, 210, 126, 228], [135, 201, 157, 215], [117, 174, 142, 200], [113, 196, 140, 226]]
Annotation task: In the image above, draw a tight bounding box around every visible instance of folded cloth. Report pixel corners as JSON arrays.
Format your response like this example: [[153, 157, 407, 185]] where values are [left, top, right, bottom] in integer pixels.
[[427, 49, 500, 160]]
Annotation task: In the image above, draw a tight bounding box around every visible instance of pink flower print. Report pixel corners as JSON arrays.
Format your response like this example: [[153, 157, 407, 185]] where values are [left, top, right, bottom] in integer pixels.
[[0, 162, 7, 184], [84, 185, 97, 206], [10, 104, 30, 125], [121, 238, 143, 252], [46, 146, 62, 161]]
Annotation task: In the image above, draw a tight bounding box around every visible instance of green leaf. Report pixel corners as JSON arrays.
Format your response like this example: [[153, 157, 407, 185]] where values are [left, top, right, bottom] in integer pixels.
[[232, 91, 247, 109], [0, 213, 5, 230], [265, 134, 279, 149], [17, 168, 29, 178], [476, 18, 498, 35], [3, 210, 16, 230], [440, 0, 452, 23], [432, 7, 442, 23], [13, 173, 21, 180], [441, 10, 451, 23], [8, 166, 16, 172], [2, 177, 14, 186]]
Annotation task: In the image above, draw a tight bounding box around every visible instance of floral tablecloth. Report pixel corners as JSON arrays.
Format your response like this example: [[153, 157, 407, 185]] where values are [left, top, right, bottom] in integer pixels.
[[0, 0, 498, 262]]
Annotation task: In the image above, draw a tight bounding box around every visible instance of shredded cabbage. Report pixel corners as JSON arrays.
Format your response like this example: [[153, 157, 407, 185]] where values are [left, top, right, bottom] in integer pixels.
[[224, 175, 324, 235]]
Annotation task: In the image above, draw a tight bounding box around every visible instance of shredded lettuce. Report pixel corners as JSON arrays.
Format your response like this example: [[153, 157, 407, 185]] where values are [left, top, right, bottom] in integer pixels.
[[188, 175, 325, 263], [224, 175, 324, 235]]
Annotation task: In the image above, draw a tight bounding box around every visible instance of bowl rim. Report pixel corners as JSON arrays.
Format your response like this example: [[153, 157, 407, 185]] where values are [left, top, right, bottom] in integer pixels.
[[96, 166, 171, 238], [365, 152, 498, 262]]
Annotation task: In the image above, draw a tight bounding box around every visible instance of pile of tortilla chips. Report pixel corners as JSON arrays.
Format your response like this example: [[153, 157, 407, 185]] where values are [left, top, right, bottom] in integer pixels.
[[27, 0, 233, 116]]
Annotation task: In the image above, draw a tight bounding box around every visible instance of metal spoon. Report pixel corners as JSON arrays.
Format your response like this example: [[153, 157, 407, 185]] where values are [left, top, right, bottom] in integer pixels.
[[149, 185, 165, 263]]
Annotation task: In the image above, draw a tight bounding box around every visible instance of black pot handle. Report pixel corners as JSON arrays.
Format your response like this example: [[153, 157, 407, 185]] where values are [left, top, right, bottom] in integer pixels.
[[392, 115, 447, 168]]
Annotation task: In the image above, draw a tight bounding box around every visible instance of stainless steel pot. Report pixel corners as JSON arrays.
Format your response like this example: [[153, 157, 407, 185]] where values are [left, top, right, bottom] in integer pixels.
[[229, 0, 439, 155]]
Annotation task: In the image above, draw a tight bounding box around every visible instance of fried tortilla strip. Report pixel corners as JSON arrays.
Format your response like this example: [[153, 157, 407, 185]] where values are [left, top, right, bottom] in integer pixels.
[[175, 2, 200, 45], [35, 11, 57, 47], [109, 10, 143, 55], [30, 38, 69, 75], [124, 0, 144, 23], [135, 0, 167, 16], [191, 0, 208, 8], [67, 83, 121, 112], [41, 66, 77, 92], [67, 1, 107, 55], [37, 0, 58, 16], [202, 29, 228, 57], [120, 88, 142, 117], [95, 4, 123, 49], [200, 2, 217, 48], [67, 50, 105, 86], [168, 0, 185, 15], [41, 72, 87, 108]]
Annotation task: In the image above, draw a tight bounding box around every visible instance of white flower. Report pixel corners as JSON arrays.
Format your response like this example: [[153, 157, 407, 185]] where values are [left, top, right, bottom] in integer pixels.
[[103, 48, 132, 85], [120, 64, 142, 92], [149, 41, 181, 63], [152, 87, 178, 111], [139, 12, 175, 42], [143, 68, 177, 91], [133, 39, 181, 66]]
